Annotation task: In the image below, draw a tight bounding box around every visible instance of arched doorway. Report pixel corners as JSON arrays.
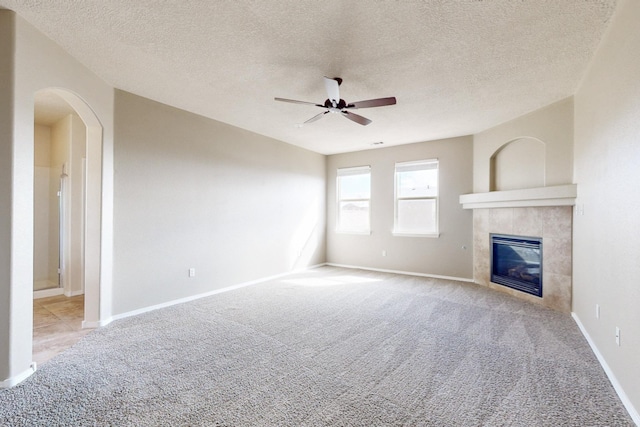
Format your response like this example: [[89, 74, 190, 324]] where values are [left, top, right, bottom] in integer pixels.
[[32, 88, 103, 357]]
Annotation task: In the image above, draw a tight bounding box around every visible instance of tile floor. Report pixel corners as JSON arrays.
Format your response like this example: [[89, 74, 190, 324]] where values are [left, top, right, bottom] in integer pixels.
[[33, 295, 94, 365]]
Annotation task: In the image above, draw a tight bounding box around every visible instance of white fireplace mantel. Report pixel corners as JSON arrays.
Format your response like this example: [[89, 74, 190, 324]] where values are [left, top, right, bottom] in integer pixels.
[[459, 184, 577, 209]]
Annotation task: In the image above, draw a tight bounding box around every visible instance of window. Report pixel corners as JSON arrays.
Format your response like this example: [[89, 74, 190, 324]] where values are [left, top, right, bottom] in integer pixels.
[[394, 159, 439, 236], [336, 166, 371, 234]]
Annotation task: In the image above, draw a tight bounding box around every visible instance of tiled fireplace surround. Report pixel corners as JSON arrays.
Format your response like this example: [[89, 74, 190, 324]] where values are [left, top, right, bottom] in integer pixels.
[[473, 206, 572, 312]]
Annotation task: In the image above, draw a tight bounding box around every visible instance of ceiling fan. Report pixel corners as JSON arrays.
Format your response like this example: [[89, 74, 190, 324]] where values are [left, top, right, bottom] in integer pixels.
[[275, 76, 396, 126]]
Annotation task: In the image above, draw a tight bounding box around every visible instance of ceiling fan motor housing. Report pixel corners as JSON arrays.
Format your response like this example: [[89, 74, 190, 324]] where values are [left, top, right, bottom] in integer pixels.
[[324, 98, 347, 109]]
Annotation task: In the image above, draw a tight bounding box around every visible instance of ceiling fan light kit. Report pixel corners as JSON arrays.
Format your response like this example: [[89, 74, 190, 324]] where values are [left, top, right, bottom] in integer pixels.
[[275, 76, 396, 126]]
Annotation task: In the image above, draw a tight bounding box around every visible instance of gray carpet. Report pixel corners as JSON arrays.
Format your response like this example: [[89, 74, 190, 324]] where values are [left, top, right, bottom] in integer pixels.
[[0, 266, 634, 426]]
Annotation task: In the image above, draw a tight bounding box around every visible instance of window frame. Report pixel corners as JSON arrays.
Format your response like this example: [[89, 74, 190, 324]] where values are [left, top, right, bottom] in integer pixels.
[[336, 165, 372, 235], [392, 159, 440, 238]]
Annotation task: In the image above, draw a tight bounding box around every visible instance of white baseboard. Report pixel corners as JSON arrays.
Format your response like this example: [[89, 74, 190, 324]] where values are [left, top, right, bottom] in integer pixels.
[[326, 263, 475, 284], [81, 320, 107, 329], [33, 287, 64, 299], [33, 280, 58, 291], [572, 312, 640, 425], [64, 289, 85, 297], [0, 362, 36, 389], [107, 264, 327, 324]]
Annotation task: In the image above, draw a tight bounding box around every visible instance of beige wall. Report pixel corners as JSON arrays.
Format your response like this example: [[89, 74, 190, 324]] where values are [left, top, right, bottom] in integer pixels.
[[33, 124, 50, 166], [112, 91, 326, 315], [474, 97, 574, 193], [33, 125, 53, 285], [1, 10, 115, 387], [327, 137, 473, 279], [0, 10, 19, 386], [68, 115, 86, 296], [573, 0, 640, 416]]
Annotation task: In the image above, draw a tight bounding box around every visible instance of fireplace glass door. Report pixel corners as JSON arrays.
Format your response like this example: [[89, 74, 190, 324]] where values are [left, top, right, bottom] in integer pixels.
[[491, 234, 542, 297]]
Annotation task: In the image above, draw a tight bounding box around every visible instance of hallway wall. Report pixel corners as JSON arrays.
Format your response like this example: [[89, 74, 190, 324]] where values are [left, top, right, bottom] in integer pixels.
[[0, 10, 114, 387], [33, 124, 57, 288]]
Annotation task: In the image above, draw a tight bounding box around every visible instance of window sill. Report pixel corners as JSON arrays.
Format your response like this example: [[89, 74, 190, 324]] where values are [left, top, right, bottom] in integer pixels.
[[392, 231, 440, 238]]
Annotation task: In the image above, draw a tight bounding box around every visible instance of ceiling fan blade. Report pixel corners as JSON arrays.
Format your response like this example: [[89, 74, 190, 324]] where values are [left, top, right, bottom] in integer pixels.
[[341, 111, 372, 126], [347, 97, 397, 109], [304, 111, 330, 124], [323, 76, 340, 104], [274, 97, 323, 107]]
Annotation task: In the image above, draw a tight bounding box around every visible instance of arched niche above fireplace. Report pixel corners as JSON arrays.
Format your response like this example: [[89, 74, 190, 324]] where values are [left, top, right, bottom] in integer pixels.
[[490, 137, 545, 191]]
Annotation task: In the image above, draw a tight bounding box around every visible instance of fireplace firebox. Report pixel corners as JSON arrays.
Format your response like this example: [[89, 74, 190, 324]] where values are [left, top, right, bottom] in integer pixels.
[[490, 234, 542, 297]]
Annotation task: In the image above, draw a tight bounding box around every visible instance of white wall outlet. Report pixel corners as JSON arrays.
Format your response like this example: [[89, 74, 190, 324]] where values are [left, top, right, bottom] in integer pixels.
[[615, 327, 620, 346], [595, 304, 600, 319], [382, 250, 387, 257], [188, 268, 196, 278]]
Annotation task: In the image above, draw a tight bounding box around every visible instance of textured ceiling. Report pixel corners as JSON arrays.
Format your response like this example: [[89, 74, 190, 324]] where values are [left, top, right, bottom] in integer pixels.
[[2, 1, 617, 154]]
